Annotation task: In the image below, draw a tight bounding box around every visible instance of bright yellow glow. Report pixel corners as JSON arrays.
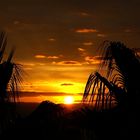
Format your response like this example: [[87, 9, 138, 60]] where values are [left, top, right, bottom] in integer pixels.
[[21, 80, 85, 94], [21, 63, 97, 95], [19, 63, 97, 103], [20, 95, 82, 103], [64, 96, 74, 104]]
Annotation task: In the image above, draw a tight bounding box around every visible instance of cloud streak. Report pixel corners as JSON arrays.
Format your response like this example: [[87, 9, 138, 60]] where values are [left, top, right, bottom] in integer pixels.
[[83, 42, 93, 46], [54, 61, 82, 66], [78, 47, 87, 56], [61, 83, 74, 86], [47, 56, 59, 59], [97, 33, 107, 37], [35, 55, 46, 59], [75, 28, 98, 33], [35, 55, 60, 59], [78, 48, 86, 52], [85, 55, 103, 64]]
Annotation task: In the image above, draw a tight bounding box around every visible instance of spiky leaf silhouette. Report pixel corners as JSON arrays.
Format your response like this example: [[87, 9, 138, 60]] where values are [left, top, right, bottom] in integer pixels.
[[83, 41, 140, 110], [0, 32, 23, 103]]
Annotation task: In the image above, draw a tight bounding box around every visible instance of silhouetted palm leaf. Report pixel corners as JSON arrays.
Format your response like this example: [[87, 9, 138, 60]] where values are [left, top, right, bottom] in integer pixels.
[[83, 41, 140, 110], [0, 32, 23, 103]]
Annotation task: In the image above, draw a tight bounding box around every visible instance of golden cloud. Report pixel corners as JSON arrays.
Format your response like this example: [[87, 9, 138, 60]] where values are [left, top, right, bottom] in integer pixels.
[[55, 61, 82, 66], [78, 47, 86, 52], [35, 55, 46, 59], [85, 56, 103, 64], [93, 56, 104, 60], [97, 34, 107, 37], [78, 48, 87, 56], [35, 55, 60, 59], [47, 56, 59, 59], [83, 42, 93, 46], [75, 28, 98, 33]]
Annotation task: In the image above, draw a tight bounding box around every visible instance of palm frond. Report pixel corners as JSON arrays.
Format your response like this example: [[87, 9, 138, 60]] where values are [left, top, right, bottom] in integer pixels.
[[0, 32, 23, 103], [83, 72, 118, 110], [0, 32, 7, 62], [83, 41, 140, 110], [9, 64, 23, 102]]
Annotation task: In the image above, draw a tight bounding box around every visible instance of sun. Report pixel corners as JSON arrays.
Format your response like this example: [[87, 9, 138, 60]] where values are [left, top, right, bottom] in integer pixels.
[[64, 96, 74, 104]]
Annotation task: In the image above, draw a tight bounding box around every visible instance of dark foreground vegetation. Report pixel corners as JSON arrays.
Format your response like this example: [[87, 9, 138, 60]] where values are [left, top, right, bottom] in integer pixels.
[[0, 32, 139, 139], [0, 101, 138, 140]]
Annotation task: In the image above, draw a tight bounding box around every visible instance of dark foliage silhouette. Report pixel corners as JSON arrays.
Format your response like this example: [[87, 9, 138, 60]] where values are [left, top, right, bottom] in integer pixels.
[[83, 41, 140, 111], [1, 40, 139, 140], [0, 32, 23, 134], [0, 32, 23, 103]]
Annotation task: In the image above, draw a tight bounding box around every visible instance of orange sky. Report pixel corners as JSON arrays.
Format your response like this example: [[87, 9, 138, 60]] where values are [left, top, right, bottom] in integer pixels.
[[18, 63, 98, 103], [20, 94, 82, 104], [21, 63, 98, 92], [1, 0, 140, 103]]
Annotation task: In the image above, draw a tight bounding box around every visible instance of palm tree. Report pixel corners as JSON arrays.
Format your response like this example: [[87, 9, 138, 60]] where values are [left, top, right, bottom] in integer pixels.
[[0, 32, 23, 134], [0, 32, 23, 103], [83, 41, 140, 111]]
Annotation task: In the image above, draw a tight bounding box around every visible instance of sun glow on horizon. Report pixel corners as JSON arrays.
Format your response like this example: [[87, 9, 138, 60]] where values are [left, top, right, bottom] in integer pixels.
[[64, 96, 74, 104], [21, 80, 85, 94], [19, 94, 82, 103]]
